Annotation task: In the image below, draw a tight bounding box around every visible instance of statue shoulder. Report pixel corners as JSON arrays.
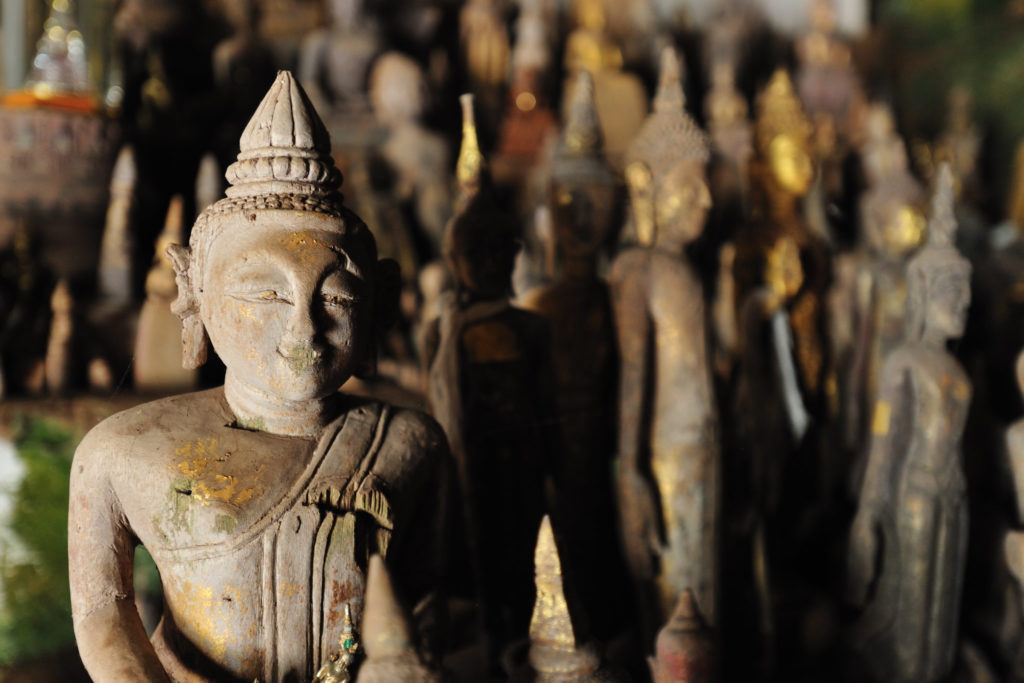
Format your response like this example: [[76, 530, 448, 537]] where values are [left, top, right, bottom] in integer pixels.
[[375, 407, 449, 480]]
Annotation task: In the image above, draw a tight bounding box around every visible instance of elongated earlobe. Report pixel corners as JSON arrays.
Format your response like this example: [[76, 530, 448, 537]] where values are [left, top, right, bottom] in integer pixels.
[[167, 243, 209, 370]]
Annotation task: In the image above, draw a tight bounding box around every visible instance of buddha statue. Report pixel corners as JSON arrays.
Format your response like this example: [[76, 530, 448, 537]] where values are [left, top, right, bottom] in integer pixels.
[[424, 94, 552, 664], [705, 61, 753, 186], [610, 46, 719, 638], [563, 0, 646, 172], [519, 71, 627, 639], [298, 0, 381, 114], [847, 165, 971, 683], [369, 52, 451, 254], [45, 279, 74, 394], [68, 72, 449, 682], [528, 516, 625, 682], [134, 195, 198, 393], [459, 0, 510, 135], [98, 145, 137, 313], [844, 129, 926, 459]]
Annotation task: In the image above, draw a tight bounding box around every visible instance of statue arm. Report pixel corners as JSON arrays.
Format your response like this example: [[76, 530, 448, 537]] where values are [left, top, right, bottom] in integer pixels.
[[68, 430, 170, 682], [847, 356, 913, 606], [609, 260, 662, 578]]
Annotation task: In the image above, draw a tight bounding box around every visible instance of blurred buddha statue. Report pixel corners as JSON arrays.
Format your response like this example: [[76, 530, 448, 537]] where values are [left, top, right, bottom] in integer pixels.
[[611, 47, 719, 639], [563, 0, 646, 171], [844, 125, 926, 459], [424, 94, 552, 666], [848, 165, 971, 683], [520, 71, 627, 639], [69, 72, 448, 682], [369, 52, 451, 254], [459, 0, 510, 134], [705, 60, 753, 205]]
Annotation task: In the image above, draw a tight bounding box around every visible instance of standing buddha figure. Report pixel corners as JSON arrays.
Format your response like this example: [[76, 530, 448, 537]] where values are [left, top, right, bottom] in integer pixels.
[[425, 95, 552, 664], [611, 46, 719, 638], [848, 165, 972, 683], [68, 72, 449, 682], [520, 70, 626, 639], [705, 60, 753, 206]]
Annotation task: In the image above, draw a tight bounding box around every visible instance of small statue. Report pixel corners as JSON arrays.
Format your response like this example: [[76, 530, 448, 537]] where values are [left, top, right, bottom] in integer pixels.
[[563, 0, 647, 171], [69, 72, 449, 682], [354, 555, 442, 683], [648, 590, 715, 683], [459, 0, 510, 134], [611, 46, 719, 637], [520, 70, 626, 639], [528, 516, 625, 682], [313, 604, 361, 683], [848, 164, 972, 683], [704, 60, 753, 216], [424, 94, 552, 663], [369, 52, 451, 253], [134, 195, 198, 393], [45, 279, 74, 394], [97, 145, 137, 312]]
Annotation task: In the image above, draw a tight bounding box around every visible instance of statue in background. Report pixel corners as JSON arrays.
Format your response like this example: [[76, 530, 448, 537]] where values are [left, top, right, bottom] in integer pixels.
[[68, 72, 448, 682], [848, 165, 971, 683], [611, 47, 719, 639], [520, 70, 626, 640], [424, 95, 551, 665]]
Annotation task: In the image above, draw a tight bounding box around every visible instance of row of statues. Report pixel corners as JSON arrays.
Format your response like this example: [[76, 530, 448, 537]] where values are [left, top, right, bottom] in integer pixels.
[[4, 0, 1009, 681]]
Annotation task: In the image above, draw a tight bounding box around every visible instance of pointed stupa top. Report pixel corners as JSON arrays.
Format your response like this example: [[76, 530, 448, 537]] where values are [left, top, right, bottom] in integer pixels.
[[455, 93, 485, 202], [362, 555, 414, 659], [626, 47, 709, 177], [225, 70, 342, 199], [927, 163, 957, 249], [530, 516, 578, 649], [560, 70, 602, 158]]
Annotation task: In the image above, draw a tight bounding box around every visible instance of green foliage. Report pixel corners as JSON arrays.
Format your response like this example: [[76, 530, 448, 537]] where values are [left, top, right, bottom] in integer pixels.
[[0, 416, 78, 665]]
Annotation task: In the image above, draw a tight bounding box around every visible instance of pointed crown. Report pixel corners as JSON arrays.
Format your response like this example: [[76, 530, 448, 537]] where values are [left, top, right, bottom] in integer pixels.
[[905, 163, 971, 340], [755, 69, 813, 156], [626, 47, 710, 180], [552, 71, 614, 186], [456, 93, 485, 203]]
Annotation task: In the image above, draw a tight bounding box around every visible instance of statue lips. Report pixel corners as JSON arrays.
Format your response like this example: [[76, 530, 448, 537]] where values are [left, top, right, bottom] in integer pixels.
[[277, 343, 329, 375]]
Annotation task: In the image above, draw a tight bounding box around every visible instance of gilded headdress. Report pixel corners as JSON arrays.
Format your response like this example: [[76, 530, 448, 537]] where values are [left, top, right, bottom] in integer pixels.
[[626, 47, 710, 181], [552, 70, 614, 186]]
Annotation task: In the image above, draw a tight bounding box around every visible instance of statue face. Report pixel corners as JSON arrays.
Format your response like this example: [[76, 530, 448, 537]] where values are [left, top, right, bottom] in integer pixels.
[[551, 182, 616, 260], [200, 214, 372, 401], [881, 203, 926, 256], [768, 134, 813, 196], [654, 160, 711, 247], [926, 269, 971, 340]]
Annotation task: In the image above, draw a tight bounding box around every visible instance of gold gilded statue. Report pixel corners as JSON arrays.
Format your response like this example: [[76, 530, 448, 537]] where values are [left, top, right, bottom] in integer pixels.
[[611, 46, 719, 638], [68, 72, 449, 682], [848, 165, 972, 683]]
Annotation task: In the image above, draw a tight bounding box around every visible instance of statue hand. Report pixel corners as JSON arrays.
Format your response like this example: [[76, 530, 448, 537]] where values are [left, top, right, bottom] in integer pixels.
[[617, 471, 663, 580], [846, 508, 880, 607]]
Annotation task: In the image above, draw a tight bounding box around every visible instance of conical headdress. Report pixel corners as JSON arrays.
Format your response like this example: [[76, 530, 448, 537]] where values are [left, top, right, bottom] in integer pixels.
[[552, 71, 614, 185], [455, 93, 485, 204], [626, 47, 710, 179], [755, 69, 813, 157]]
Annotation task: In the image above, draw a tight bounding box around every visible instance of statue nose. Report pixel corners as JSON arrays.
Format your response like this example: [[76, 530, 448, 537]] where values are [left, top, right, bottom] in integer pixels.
[[279, 301, 318, 351]]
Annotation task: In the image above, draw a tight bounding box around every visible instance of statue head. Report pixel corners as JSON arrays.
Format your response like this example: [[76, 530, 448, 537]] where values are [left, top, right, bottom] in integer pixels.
[[328, 0, 365, 30], [626, 47, 711, 250], [168, 71, 397, 401], [905, 164, 971, 343], [756, 70, 815, 197], [369, 52, 426, 127], [550, 71, 617, 265], [443, 95, 519, 300]]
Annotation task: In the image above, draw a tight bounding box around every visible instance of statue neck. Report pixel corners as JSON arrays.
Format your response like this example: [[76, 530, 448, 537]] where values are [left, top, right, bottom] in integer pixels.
[[224, 372, 341, 438]]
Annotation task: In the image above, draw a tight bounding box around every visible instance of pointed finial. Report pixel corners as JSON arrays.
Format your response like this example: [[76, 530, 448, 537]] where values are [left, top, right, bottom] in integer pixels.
[[456, 93, 484, 201], [929, 162, 957, 248], [649, 589, 715, 683], [561, 71, 602, 157], [225, 70, 341, 199], [653, 47, 686, 114], [362, 555, 414, 658], [530, 516, 577, 648]]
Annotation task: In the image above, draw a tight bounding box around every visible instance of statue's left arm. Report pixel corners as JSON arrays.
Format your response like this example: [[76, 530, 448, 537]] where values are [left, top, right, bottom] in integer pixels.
[[68, 427, 171, 682]]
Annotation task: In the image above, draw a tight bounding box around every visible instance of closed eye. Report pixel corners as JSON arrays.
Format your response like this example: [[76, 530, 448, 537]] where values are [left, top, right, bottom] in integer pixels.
[[228, 290, 293, 304], [321, 292, 357, 308]]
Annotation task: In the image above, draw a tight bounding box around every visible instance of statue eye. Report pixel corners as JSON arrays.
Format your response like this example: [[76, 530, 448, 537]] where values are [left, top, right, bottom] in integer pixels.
[[229, 289, 291, 304], [321, 291, 356, 308]]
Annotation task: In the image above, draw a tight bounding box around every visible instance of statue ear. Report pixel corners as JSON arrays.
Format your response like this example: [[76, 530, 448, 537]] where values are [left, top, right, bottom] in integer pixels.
[[166, 243, 209, 370]]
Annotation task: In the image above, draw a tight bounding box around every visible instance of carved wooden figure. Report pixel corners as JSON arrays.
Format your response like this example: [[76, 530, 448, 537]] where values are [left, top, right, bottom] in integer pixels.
[[848, 165, 971, 683], [611, 46, 718, 636], [134, 195, 198, 393], [425, 94, 551, 662], [68, 72, 448, 682], [520, 70, 625, 639]]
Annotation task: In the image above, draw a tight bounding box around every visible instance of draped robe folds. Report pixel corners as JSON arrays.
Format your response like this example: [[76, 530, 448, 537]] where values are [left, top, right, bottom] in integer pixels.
[[69, 389, 448, 683]]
